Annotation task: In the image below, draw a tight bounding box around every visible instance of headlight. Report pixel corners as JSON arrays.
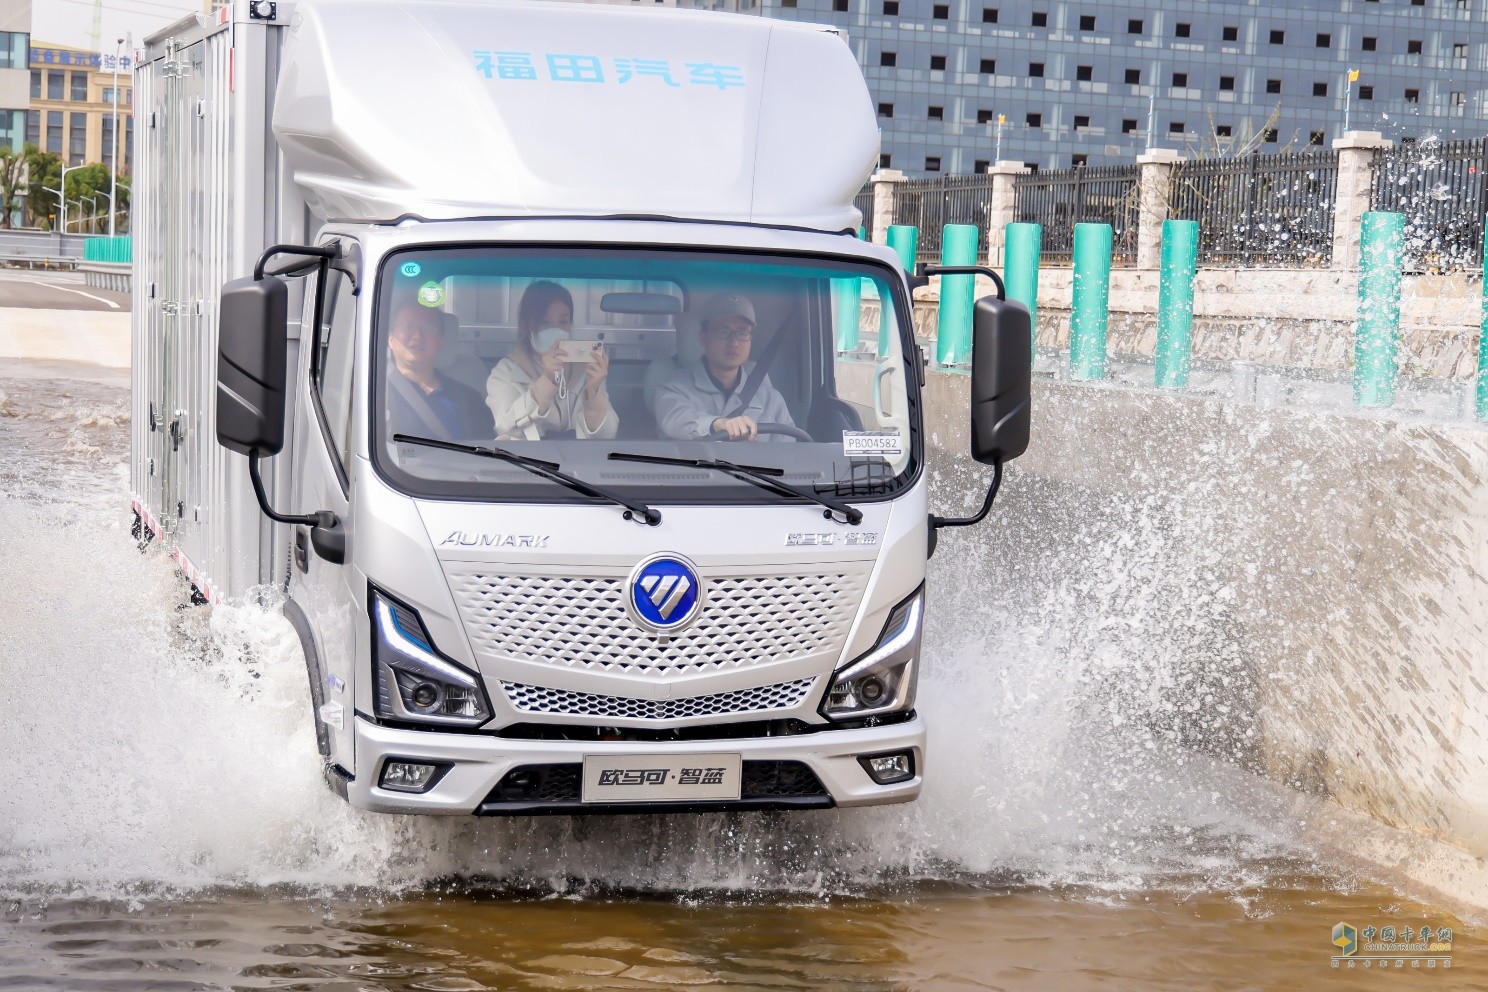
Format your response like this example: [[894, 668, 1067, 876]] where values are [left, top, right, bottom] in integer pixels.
[[820, 587, 922, 721], [371, 589, 492, 728]]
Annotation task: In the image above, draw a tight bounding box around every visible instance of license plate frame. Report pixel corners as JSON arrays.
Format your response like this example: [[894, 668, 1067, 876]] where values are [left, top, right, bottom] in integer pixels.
[[581, 752, 743, 804]]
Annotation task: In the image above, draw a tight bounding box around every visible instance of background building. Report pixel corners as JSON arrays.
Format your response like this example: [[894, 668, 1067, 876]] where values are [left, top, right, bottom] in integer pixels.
[[27, 42, 133, 172], [0, 0, 28, 153], [675, 0, 1488, 175]]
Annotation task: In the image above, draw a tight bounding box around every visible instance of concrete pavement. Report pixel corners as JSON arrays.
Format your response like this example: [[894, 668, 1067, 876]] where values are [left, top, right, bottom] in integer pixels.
[[0, 271, 130, 368]]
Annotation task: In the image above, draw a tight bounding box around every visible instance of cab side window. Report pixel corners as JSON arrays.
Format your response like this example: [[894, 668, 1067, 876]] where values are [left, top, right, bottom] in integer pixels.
[[315, 269, 357, 477]]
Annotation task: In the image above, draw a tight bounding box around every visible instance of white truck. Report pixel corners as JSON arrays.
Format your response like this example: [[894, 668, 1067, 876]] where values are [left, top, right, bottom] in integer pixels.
[[130, 0, 1030, 815]]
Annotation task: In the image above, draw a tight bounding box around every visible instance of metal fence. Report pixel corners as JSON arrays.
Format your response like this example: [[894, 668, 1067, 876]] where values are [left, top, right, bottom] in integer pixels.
[[1170, 151, 1339, 267], [893, 174, 995, 264], [852, 183, 875, 235], [1371, 137, 1488, 272], [1013, 165, 1140, 265]]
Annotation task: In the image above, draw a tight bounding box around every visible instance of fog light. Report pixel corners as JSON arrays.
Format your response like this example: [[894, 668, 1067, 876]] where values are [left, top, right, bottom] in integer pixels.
[[858, 676, 886, 704], [858, 750, 915, 785], [379, 760, 444, 793], [411, 683, 440, 709]]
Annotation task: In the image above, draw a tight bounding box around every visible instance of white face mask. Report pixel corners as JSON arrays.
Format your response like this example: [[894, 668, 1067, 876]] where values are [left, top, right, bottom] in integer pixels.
[[532, 326, 569, 354]]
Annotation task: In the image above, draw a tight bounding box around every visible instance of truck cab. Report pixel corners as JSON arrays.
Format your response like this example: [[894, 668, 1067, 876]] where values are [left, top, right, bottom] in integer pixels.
[[133, 0, 1029, 815]]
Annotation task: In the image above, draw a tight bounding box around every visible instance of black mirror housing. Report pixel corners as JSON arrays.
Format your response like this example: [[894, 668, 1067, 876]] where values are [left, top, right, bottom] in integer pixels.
[[969, 296, 1032, 465], [216, 275, 289, 456]]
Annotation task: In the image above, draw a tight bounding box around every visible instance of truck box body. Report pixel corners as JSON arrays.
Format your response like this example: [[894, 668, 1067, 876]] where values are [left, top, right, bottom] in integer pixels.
[[128, 0, 1022, 816]]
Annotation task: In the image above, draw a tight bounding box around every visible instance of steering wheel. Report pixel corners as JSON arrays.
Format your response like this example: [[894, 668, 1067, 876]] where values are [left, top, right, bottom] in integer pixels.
[[706, 422, 814, 443]]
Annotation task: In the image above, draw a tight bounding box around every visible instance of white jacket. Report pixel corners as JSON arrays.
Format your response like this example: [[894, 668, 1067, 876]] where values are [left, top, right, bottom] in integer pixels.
[[485, 357, 619, 440]]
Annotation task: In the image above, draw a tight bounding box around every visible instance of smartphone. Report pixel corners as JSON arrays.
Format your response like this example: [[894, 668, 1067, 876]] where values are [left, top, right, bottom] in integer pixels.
[[556, 338, 601, 364]]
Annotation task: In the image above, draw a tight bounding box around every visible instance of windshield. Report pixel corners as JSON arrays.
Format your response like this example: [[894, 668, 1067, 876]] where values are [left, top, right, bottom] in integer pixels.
[[372, 245, 920, 506]]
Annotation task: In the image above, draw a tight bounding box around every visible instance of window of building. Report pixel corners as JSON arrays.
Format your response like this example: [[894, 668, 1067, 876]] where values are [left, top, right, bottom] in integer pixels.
[[833, 0, 848, 11], [1128, 18, 1143, 34], [1264, 128, 1278, 142], [70, 72, 87, 102], [974, 159, 990, 172], [925, 155, 941, 172], [1269, 29, 1285, 45], [1032, 11, 1047, 27], [1317, 33, 1331, 48], [880, 51, 897, 66], [781, 0, 797, 6], [1454, 43, 1469, 59], [1363, 36, 1378, 51], [977, 108, 995, 123], [1216, 124, 1233, 137], [1309, 130, 1325, 145], [25, 109, 38, 148], [1072, 153, 1088, 166], [882, 0, 897, 12], [930, 54, 946, 70], [1219, 75, 1235, 91], [0, 31, 26, 71], [101, 118, 114, 163], [1405, 88, 1420, 102], [1073, 114, 1090, 129], [880, 153, 892, 168], [1169, 121, 1185, 134], [1076, 64, 1093, 81], [979, 58, 996, 73], [1452, 90, 1466, 106], [1172, 71, 1188, 87], [1175, 22, 1191, 38], [1024, 163, 1039, 173], [1124, 67, 1141, 84], [1407, 39, 1423, 54], [1079, 14, 1095, 30], [1313, 81, 1328, 97], [68, 113, 85, 164], [878, 102, 893, 117], [928, 105, 943, 120], [1223, 25, 1238, 42], [1266, 78, 1282, 94], [1029, 61, 1044, 76], [982, 7, 998, 22], [1411, 0, 1425, 6], [1121, 118, 1138, 134], [47, 71, 63, 101], [1359, 85, 1374, 99], [933, 4, 948, 18], [29, 70, 39, 99], [1026, 112, 1043, 127], [45, 110, 61, 154]]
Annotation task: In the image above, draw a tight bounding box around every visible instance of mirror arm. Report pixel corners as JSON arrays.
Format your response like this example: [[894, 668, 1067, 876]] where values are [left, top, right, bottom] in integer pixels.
[[249, 450, 331, 528], [253, 243, 341, 281], [929, 460, 1004, 531], [919, 264, 1007, 301]]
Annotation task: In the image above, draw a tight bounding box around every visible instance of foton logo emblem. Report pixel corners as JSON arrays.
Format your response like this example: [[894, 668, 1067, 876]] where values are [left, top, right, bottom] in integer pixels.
[[628, 555, 703, 633], [440, 531, 550, 548], [640, 573, 692, 621]]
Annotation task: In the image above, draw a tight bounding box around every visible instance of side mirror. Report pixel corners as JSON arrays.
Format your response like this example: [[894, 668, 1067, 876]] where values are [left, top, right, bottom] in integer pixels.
[[969, 296, 1032, 465], [216, 275, 289, 456]]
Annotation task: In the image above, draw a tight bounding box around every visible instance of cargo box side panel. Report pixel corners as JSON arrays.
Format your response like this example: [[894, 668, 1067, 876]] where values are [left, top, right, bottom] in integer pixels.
[[130, 52, 164, 533]]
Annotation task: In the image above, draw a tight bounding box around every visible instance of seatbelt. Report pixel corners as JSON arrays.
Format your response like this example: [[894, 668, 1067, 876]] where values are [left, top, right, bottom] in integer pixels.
[[724, 318, 790, 418], [388, 370, 452, 440]]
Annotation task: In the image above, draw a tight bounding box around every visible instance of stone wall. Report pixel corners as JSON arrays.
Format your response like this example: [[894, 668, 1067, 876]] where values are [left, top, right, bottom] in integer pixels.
[[920, 369, 1488, 905]]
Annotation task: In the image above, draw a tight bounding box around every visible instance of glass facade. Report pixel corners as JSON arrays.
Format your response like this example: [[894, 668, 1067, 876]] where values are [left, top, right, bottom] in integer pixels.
[[683, 0, 1488, 175], [0, 31, 26, 70]]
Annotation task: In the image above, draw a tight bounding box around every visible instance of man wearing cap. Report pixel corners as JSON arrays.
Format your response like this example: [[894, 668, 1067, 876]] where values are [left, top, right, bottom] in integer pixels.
[[655, 293, 798, 442]]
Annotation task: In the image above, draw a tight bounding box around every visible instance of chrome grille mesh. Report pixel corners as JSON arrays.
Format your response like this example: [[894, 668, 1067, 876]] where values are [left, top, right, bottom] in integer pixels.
[[500, 678, 817, 721], [445, 566, 866, 675]]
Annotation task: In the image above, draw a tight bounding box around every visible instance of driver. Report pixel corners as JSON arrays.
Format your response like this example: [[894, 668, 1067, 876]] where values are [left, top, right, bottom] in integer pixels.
[[655, 293, 797, 442]]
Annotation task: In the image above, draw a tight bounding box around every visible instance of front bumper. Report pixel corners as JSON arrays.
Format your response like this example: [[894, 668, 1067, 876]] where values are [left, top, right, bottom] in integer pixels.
[[346, 713, 926, 815]]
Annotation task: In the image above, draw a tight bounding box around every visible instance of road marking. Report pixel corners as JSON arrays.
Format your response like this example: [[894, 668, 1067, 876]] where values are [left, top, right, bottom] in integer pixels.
[[22, 279, 122, 310]]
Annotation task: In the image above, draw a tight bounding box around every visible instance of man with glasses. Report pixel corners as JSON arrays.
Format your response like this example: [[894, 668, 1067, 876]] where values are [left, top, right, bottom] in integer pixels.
[[386, 301, 496, 442], [656, 293, 798, 442]]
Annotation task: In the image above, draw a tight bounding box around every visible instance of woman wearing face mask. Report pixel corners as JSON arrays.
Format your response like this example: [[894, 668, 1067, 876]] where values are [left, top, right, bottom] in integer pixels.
[[485, 280, 617, 440]]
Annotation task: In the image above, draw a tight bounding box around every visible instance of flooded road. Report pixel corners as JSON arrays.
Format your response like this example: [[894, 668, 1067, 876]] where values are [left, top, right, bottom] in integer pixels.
[[0, 363, 1481, 989]]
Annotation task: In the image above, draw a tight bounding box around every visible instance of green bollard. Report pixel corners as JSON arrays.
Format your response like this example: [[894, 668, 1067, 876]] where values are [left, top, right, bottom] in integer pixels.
[[1354, 211, 1405, 407], [1070, 222, 1113, 381], [1004, 223, 1041, 358], [883, 225, 919, 354], [1155, 219, 1200, 389], [1478, 223, 1488, 421], [936, 224, 979, 366]]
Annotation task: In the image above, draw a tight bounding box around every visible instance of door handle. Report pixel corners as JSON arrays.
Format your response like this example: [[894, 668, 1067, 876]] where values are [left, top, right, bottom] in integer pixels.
[[873, 364, 897, 420]]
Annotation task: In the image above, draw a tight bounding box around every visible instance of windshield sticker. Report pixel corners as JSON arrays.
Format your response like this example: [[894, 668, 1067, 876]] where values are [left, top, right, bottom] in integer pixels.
[[472, 50, 745, 89], [843, 431, 904, 458], [400, 261, 422, 278], [417, 281, 446, 308]]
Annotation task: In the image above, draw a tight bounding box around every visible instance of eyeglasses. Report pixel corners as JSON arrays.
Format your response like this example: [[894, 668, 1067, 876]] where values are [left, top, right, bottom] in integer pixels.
[[709, 326, 754, 342], [392, 323, 443, 340]]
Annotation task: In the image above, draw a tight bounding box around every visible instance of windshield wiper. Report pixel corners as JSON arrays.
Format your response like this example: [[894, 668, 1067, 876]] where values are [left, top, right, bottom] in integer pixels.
[[607, 452, 863, 525], [393, 434, 661, 526]]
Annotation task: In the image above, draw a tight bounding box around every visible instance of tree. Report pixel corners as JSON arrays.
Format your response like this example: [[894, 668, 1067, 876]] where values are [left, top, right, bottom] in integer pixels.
[[24, 147, 62, 230], [0, 145, 24, 229]]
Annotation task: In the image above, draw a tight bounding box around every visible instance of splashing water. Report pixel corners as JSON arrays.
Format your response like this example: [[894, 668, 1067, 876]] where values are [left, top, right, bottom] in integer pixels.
[[0, 371, 1312, 903]]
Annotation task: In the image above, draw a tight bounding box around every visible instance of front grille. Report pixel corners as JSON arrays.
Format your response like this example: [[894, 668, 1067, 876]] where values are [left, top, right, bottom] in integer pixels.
[[483, 760, 829, 809], [444, 565, 867, 677], [500, 678, 817, 721]]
